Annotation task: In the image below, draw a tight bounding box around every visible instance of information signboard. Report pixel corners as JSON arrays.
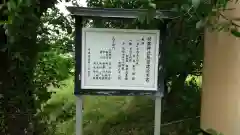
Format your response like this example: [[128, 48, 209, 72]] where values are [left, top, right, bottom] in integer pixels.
[[81, 28, 160, 91]]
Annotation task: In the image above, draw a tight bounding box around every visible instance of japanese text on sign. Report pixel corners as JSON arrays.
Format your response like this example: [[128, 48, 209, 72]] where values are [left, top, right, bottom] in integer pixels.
[[81, 28, 160, 91]]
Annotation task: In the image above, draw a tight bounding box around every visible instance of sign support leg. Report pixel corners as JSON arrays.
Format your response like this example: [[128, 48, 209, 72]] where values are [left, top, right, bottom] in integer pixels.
[[154, 92, 162, 135], [76, 95, 83, 135]]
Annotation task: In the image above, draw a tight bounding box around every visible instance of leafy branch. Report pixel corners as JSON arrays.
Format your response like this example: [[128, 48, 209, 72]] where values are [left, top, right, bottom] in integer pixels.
[[0, 0, 32, 24], [195, 0, 240, 37]]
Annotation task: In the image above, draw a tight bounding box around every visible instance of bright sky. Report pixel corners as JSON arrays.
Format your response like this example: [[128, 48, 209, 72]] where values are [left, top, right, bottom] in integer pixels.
[[55, 0, 87, 16]]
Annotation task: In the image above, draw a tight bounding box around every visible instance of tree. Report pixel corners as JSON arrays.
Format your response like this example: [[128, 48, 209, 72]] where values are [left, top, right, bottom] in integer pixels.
[[0, 0, 61, 134], [34, 7, 75, 134]]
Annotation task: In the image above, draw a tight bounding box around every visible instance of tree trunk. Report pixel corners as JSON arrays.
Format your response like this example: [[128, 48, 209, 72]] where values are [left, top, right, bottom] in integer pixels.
[[0, 28, 38, 135], [0, 0, 57, 134]]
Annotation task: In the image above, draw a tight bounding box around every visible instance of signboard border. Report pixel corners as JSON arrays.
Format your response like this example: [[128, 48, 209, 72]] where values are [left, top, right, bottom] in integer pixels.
[[74, 16, 166, 96], [81, 28, 160, 91]]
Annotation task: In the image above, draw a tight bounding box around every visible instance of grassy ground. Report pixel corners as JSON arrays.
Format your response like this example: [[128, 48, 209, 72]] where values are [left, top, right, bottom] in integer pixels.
[[42, 75, 201, 135], [44, 77, 136, 135]]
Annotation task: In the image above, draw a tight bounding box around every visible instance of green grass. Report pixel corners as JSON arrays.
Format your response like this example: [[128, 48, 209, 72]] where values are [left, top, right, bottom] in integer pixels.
[[43, 77, 136, 135], [42, 75, 201, 135], [83, 95, 135, 135]]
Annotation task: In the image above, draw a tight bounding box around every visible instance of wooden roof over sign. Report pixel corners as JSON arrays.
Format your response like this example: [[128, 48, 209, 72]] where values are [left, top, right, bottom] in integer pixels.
[[66, 6, 178, 19]]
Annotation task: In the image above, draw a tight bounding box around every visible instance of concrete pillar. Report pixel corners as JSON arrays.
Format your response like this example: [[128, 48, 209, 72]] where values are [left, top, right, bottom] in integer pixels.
[[201, 2, 240, 135]]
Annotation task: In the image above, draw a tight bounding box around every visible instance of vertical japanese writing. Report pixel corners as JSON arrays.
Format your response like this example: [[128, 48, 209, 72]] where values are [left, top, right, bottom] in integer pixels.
[[126, 54, 129, 62], [129, 47, 132, 62], [92, 62, 112, 80], [92, 62, 97, 80], [136, 38, 141, 65], [92, 46, 112, 81], [122, 40, 133, 81], [129, 40, 132, 46], [112, 36, 116, 50], [125, 51, 129, 80], [121, 41, 125, 71], [145, 36, 152, 83], [118, 61, 121, 80], [87, 48, 91, 77], [132, 54, 136, 63], [132, 64, 136, 80], [108, 49, 112, 59], [125, 65, 128, 80], [100, 49, 112, 59], [129, 39, 133, 63], [141, 37, 144, 45]]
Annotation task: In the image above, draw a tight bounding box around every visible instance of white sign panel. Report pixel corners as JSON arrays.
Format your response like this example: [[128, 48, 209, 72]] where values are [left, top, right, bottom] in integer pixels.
[[81, 28, 160, 91]]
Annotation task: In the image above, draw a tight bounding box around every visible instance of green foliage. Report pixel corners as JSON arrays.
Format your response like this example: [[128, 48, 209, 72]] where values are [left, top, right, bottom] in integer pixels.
[[0, 0, 72, 134], [32, 7, 74, 134], [34, 7, 74, 106], [39, 75, 201, 135], [231, 28, 240, 37], [0, 0, 43, 133], [145, 0, 240, 37], [0, 0, 33, 24], [39, 76, 135, 135]]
